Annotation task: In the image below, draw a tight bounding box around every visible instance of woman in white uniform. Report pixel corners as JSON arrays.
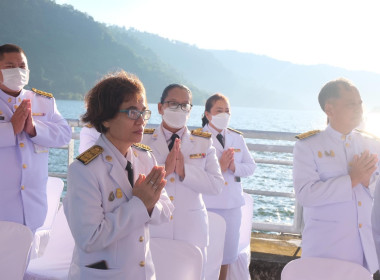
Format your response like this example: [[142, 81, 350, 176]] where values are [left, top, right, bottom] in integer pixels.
[[141, 84, 224, 279], [201, 93, 256, 280], [63, 71, 174, 280]]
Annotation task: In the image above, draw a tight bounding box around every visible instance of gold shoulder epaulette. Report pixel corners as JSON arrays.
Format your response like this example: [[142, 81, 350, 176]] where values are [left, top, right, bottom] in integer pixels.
[[85, 123, 93, 128], [32, 88, 53, 99], [191, 129, 211, 138], [144, 128, 155, 134], [76, 145, 104, 165], [355, 129, 380, 141], [227, 127, 243, 135], [295, 130, 321, 140], [133, 143, 152, 152]]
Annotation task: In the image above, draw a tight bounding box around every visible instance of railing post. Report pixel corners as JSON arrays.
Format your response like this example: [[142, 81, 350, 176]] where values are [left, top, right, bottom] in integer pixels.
[[67, 126, 75, 167], [293, 201, 304, 234]]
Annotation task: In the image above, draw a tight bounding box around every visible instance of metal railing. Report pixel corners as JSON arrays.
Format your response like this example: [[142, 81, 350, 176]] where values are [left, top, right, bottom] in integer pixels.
[[50, 119, 303, 235]]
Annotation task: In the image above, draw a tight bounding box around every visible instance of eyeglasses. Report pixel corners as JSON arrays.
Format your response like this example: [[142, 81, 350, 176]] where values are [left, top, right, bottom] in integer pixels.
[[119, 109, 151, 120], [163, 101, 193, 112]]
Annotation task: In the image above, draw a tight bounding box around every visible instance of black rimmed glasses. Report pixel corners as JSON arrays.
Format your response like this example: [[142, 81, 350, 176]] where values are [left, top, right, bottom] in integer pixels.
[[119, 109, 151, 120], [163, 101, 193, 112]]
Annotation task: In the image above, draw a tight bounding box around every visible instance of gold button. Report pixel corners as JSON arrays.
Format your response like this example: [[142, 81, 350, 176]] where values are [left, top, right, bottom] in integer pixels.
[[21, 185, 25, 190], [358, 201, 362, 206], [345, 143, 350, 148], [170, 215, 173, 220], [153, 134, 158, 137], [169, 196, 174, 201], [133, 150, 138, 157], [105, 155, 112, 162], [22, 164, 27, 169], [139, 236, 144, 242], [18, 98, 21, 102], [318, 151, 322, 158], [7, 98, 11, 103], [224, 181, 228, 185], [19, 143, 25, 148], [0, 110, 3, 115], [139, 261, 145, 267], [359, 223, 362, 228], [341, 135, 346, 140], [170, 177, 175, 183], [14, 105, 18, 110]]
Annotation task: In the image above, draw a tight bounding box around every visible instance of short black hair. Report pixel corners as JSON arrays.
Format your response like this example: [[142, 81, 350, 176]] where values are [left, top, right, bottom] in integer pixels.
[[318, 78, 359, 111], [0, 44, 26, 60], [82, 70, 146, 133], [160, 83, 192, 104]]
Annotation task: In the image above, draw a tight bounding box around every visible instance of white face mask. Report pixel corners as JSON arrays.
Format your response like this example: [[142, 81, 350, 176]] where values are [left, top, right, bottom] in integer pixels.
[[162, 108, 189, 129], [210, 112, 230, 130], [1, 68, 29, 92]]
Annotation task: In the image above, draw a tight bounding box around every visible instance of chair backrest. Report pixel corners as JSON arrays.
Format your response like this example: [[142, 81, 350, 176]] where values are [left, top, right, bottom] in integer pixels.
[[150, 238, 203, 280], [281, 257, 373, 280], [226, 192, 253, 280], [40, 177, 64, 231], [0, 221, 34, 280], [205, 211, 227, 280], [24, 205, 74, 280], [239, 192, 253, 252], [30, 177, 64, 259]]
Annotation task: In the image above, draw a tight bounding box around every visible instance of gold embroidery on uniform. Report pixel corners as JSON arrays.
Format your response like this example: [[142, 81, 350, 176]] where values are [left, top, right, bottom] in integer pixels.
[[190, 153, 206, 159]]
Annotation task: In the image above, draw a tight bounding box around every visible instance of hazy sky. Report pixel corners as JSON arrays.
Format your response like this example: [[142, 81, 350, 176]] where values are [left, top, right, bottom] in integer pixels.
[[56, 0, 380, 74]]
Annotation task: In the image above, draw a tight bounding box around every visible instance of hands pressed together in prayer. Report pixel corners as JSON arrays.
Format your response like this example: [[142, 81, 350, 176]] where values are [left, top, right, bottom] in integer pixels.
[[349, 150, 378, 188], [219, 148, 235, 173], [11, 99, 36, 137], [133, 166, 167, 215], [165, 138, 185, 180]]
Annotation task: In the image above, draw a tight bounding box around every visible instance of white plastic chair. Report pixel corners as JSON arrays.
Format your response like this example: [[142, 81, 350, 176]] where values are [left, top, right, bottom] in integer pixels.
[[151, 237, 203, 280], [24, 205, 74, 280], [205, 211, 227, 280], [30, 177, 64, 259], [227, 192, 253, 280], [0, 221, 34, 280], [281, 257, 373, 280]]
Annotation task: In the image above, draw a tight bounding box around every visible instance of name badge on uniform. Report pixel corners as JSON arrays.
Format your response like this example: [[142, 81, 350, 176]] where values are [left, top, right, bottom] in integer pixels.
[[190, 153, 206, 159], [234, 176, 241, 182], [32, 112, 46, 116], [34, 143, 48, 153], [0, 116, 4, 121], [233, 149, 241, 152]]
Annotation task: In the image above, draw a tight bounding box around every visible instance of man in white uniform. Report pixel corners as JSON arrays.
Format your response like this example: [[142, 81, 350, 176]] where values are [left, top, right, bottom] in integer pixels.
[[0, 44, 71, 232], [293, 78, 380, 273]]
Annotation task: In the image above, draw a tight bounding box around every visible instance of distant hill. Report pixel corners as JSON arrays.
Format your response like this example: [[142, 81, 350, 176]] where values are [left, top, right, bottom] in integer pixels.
[[0, 0, 207, 103], [1, 0, 379, 110]]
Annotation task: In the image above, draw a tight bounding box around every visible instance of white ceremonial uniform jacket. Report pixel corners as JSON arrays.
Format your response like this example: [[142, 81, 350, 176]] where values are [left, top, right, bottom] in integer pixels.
[[293, 125, 380, 273], [142, 125, 224, 248], [0, 88, 71, 231], [202, 125, 256, 209], [372, 179, 380, 271], [63, 135, 174, 280], [78, 125, 100, 154]]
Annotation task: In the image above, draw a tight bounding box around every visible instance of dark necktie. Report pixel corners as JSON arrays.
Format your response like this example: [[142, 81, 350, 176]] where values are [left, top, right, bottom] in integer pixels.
[[126, 161, 134, 187], [216, 133, 225, 148], [168, 133, 179, 151]]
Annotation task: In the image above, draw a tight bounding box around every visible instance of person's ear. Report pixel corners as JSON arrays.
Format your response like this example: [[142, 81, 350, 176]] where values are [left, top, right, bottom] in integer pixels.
[[324, 102, 334, 118], [158, 103, 164, 115], [103, 120, 110, 129], [205, 111, 212, 121]]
